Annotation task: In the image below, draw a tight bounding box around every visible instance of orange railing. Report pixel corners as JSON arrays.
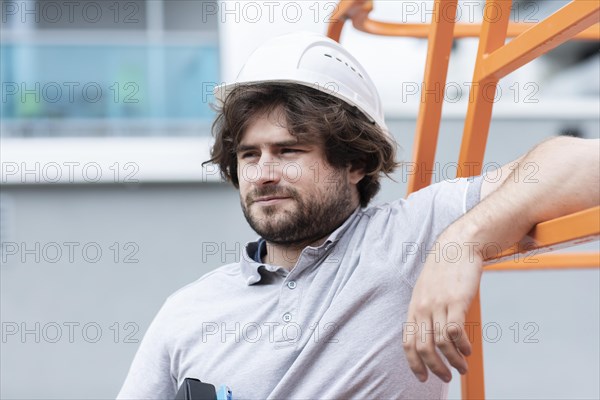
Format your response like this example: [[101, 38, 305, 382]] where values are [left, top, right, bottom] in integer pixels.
[[327, 1, 600, 398], [327, 0, 599, 41]]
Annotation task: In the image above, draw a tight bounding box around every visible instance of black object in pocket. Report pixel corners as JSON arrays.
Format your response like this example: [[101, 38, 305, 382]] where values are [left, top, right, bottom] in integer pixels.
[[174, 378, 216, 400]]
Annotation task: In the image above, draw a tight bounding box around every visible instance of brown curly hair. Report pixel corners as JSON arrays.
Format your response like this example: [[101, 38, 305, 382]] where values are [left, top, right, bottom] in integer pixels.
[[203, 83, 399, 207]]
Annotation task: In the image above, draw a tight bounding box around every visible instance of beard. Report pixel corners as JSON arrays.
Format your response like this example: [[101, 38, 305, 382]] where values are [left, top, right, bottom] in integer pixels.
[[240, 175, 355, 246]]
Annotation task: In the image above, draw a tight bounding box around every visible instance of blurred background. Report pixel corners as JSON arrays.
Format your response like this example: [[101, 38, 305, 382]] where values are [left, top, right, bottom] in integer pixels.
[[1, 0, 598, 398]]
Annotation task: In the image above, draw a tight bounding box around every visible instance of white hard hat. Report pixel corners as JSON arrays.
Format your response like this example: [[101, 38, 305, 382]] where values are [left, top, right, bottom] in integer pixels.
[[214, 31, 389, 135]]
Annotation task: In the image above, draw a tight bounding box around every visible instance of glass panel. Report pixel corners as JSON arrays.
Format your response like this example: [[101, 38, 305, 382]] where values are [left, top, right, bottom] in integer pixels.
[[1, 43, 220, 136]]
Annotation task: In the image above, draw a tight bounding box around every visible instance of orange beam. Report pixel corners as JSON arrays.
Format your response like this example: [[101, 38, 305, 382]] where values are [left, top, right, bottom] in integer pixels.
[[407, 0, 458, 194], [490, 206, 600, 263], [461, 289, 485, 400], [458, 0, 512, 176], [486, 252, 600, 271], [478, 0, 600, 81], [326, 0, 371, 42], [354, 20, 600, 40]]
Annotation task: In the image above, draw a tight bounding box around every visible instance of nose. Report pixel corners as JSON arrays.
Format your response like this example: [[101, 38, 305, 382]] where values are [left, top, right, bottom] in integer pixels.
[[255, 153, 282, 186]]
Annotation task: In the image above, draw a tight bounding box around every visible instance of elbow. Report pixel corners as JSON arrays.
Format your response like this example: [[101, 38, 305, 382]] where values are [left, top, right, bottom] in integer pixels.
[[565, 137, 600, 206], [538, 136, 599, 208]]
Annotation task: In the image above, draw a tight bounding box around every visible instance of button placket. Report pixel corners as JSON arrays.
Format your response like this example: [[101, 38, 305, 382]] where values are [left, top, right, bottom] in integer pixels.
[[275, 271, 303, 343]]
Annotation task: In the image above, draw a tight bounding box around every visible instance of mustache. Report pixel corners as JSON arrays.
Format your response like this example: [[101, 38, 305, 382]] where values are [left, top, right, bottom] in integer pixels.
[[246, 186, 298, 206]]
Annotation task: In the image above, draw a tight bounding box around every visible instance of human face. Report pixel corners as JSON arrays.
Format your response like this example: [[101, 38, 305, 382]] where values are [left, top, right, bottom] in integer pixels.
[[236, 110, 362, 246]]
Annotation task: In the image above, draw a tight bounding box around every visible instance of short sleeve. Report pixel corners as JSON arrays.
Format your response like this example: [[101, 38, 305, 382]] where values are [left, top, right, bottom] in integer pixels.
[[388, 176, 484, 286]]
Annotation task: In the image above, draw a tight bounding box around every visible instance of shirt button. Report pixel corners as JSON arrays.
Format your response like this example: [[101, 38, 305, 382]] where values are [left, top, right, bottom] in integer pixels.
[[282, 312, 292, 322], [287, 281, 297, 289]]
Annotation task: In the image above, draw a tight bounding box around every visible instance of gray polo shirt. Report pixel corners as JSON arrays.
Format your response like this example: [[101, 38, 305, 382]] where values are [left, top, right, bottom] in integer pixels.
[[118, 177, 483, 400]]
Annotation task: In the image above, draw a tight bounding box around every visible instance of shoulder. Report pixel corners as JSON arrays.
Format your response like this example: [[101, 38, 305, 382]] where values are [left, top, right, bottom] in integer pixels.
[[354, 177, 483, 240], [361, 177, 477, 215], [396, 176, 483, 214], [164, 263, 244, 307]]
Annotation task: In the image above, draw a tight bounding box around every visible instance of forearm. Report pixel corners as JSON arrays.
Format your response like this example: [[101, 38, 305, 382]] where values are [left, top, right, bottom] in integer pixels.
[[404, 136, 599, 382], [442, 136, 600, 260]]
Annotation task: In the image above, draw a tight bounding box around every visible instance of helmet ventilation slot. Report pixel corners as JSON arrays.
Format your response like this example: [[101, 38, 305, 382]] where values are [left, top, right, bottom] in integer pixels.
[[323, 53, 364, 79]]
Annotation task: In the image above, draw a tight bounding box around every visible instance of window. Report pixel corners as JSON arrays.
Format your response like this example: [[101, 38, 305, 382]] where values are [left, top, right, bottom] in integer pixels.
[[1, 0, 220, 138]]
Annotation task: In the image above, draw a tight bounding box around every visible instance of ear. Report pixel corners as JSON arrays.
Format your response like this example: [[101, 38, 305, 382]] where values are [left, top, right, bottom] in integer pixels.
[[347, 164, 366, 185]]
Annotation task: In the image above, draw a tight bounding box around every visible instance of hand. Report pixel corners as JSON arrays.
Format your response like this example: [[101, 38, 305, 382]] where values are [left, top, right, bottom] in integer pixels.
[[402, 237, 484, 382]]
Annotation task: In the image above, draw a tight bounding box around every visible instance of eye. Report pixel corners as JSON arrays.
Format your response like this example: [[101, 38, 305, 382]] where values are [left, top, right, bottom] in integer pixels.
[[281, 148, 302, 154], [239, 152, 258, 160]]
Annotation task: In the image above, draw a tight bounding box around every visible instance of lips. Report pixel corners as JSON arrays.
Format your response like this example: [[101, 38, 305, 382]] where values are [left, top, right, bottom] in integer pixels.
[[253, 196, 291, 205], [247, 189, 296, 208], [255, 196, 290, 202]]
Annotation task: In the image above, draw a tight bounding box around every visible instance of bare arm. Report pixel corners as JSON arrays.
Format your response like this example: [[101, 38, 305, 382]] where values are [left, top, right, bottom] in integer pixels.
[[403, 136, 600, 382]]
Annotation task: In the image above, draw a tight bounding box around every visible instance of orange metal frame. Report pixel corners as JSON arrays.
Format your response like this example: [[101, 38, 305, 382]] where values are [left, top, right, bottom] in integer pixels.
[[327, 1, 600, 399]]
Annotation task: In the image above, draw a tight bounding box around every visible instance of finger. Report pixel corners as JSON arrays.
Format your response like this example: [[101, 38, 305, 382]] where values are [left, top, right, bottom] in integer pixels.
[[415, 315, 450, 382], [420, 311, 452, 382], [434, 313, 468, 375], [447, 307, 472, 357], [403, 315, 428, 382]]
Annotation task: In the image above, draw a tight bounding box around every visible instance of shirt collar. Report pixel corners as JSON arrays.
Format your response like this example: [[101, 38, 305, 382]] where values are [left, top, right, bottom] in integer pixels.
[[240, 206, 362, 285]]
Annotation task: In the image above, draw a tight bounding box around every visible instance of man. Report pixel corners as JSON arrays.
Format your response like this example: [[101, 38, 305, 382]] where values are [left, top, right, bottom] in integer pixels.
[[117, 32, 599, 399]]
